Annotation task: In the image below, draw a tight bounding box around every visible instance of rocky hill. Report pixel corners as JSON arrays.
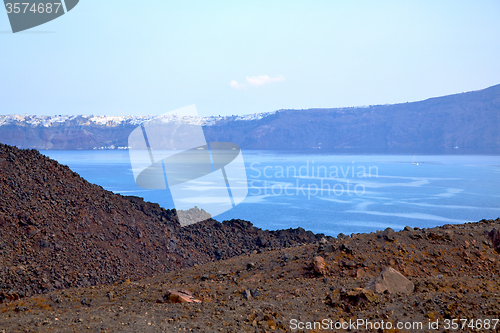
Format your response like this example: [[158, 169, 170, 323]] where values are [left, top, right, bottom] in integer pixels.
[[205, 83, 500, 150], [1, 83, 499, 150], [0, 143, 325, 301]]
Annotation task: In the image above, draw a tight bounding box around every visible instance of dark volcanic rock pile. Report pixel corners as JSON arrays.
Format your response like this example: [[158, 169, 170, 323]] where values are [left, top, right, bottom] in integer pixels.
[[0, 143, 324, 301]]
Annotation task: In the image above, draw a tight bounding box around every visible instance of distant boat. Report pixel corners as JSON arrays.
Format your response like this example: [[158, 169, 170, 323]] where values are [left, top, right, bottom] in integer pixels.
[[412, 156, 418, 165], [454, 146, 459, 149]]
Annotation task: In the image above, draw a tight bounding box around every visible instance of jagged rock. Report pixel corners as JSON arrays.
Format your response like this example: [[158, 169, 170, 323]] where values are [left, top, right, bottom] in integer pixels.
[[244, 289, 252, 300], [380, 228, 396, 241], [257, 236, 269, 248], [365, 267, 414, 294], [26, 226, 40, 238]]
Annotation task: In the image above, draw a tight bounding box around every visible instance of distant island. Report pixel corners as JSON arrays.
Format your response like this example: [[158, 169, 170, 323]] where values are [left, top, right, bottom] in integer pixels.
[[1, 83, 499, 151]]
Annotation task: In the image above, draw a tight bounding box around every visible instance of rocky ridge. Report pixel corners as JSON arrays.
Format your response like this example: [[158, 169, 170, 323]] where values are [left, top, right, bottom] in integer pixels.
[[1, 83, 500, 150]]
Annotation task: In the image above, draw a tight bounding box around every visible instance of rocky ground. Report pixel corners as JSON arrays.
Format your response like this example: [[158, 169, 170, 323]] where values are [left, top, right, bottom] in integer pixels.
[[1, 219, 499, 332], [0, 143, 324, 300]]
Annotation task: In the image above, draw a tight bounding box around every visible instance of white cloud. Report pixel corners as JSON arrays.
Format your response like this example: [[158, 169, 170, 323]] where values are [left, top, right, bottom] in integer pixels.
[[230, 75, 285, 90], [230, 80, 247, 90]]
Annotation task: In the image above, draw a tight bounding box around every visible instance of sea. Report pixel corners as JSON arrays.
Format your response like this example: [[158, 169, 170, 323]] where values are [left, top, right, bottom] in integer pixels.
[[42, 150, 500, 237]]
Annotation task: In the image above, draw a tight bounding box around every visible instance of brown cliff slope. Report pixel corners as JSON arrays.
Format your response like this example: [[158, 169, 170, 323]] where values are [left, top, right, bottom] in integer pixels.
[[0, 143, 324, 300]]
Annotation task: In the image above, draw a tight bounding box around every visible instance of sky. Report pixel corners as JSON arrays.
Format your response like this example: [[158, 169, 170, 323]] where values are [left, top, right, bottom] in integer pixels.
[[1, 0, 499, 117]]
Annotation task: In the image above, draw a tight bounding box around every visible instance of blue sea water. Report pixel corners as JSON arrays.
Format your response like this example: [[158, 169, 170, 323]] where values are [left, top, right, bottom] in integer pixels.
[[42, 150, 500, 236]]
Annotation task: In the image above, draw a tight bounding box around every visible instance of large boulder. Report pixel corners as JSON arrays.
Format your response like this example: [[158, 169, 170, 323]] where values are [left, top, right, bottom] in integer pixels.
[[365, 267, 414, 294]]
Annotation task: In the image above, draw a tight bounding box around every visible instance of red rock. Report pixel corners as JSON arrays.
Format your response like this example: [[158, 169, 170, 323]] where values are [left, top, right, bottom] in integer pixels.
[[313, 256, 326, 275], [164, 289, 201, 304]]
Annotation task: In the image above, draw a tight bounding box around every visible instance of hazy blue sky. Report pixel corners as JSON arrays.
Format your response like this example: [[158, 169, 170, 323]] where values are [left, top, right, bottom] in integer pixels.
[[1, 1, 499, 117]]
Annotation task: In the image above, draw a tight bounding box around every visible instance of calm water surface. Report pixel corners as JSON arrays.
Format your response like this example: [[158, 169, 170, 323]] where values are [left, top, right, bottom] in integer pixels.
[[42, 150, 500, 236]]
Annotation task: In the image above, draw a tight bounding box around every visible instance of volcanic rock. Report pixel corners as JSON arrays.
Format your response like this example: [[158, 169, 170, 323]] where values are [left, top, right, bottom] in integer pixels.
[[164, 289, 201, 304], [365, 267, 414, 294], [344, 288, 378, 304]]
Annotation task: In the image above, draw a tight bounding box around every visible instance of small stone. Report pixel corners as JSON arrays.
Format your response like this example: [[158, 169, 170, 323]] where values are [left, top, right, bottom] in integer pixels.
[[14, 306, 29, 312], [251, 289, 262, 297], [26, 226, 40, 238], [345, 288, 378, 303], [428, 232, 444, 240], [343, 260, 356, 268], [80, 298, 92, 307], [356, 268, 365, 278]]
